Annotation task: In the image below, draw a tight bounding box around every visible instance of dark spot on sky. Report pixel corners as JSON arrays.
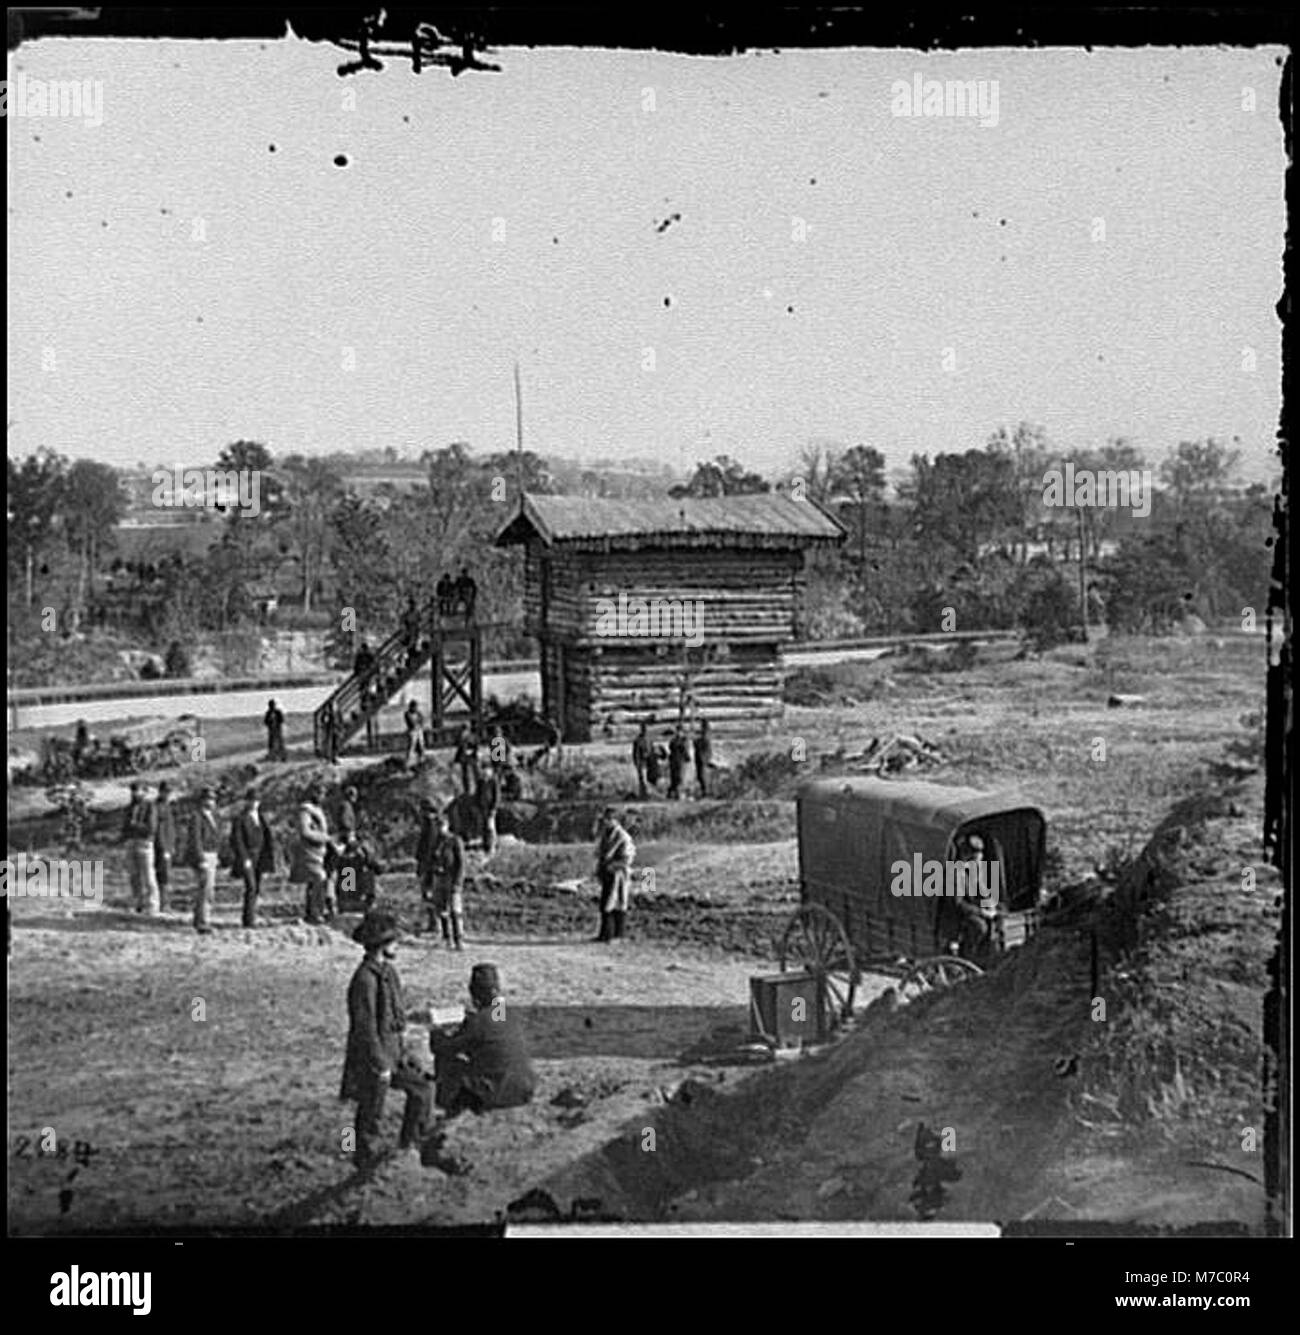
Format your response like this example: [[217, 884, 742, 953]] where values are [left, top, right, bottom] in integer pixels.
[[664, 296, 672, 308], [197, 316, 204, 324], [101, 220, 108, 228], [334, 154, 350, 168], [809, 177, 817, 185], [402, 115, 410, 124], [268, 144, 277, 153], [32, 135, 41, 142], [160, 207, 170, 215], [786, 305, 795, 314], [817, 91, 830, 98], [65, 191, 73, 199], [655, 211, 682, 234], [1000, 255, 1007, 262], [972, 210, 979, 218], [552, 236, 559, 245], [999, 218, 1007, 226]]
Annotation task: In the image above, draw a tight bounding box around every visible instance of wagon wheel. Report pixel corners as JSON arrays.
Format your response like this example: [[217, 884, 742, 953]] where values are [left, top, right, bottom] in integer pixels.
[[777, 904, 858, 1034], [896, 954, 984, 1003], [128, 746, 151, 773]]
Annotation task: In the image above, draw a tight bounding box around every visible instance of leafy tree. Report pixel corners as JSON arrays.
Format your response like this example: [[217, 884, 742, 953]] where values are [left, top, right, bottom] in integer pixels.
[[277, 454, 344, 613], [7, 448, 66, 607], [669, 455, 770, 498], [61, 459, 126, 612]]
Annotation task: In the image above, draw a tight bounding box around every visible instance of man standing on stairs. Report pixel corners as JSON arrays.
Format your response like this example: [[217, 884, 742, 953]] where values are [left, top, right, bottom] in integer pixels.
[[593, 806, 636, 943]]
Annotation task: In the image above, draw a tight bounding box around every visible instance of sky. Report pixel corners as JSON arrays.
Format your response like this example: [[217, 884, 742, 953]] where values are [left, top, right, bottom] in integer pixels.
[[6, 39, 1286, 483]]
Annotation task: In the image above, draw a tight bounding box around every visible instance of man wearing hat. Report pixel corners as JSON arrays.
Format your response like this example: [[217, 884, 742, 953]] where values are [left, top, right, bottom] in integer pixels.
[[290, 780, 336, 924], [593, 806, 636, 943], [341, 910, 433, 1167], [182, 786, 222, 933], [415, 800, 465, 945], [121, 780, 160, 915], [429, 963, 536, 1115], [230, 787, 277, 928]]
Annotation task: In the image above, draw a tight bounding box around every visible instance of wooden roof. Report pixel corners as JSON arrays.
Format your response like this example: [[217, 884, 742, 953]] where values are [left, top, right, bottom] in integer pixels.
[[494, 493, 845, 552]]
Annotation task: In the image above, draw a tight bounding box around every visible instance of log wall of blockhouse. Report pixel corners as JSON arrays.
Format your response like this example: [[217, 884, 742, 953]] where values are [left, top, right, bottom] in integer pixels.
[[523, 542, 807, 741]]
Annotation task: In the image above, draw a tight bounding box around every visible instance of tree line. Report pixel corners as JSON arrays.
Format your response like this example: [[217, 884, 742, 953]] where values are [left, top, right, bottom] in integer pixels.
[[6, 425, 1276, 683]]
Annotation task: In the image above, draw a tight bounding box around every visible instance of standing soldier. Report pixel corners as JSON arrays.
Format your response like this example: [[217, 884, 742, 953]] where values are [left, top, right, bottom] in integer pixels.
[[426, 810, 467, 949], [72, 719, 91, 773], [337, 784, 360, 841], [631, 721, 650, 798], [436, 572, 454, 619], [455, 566, 477, 623], [453, 725, 480, 795], [403, 699, 426, 771], [264, 698, 287, 762], [694, 717, 713, 798], [291, 780, 335, 924], [121, 780, 160, 916], [154, 780, 177, 912], [320, 701, 340, 765], [593, 806, 636, 943], [476, 765, 500, 856], [230, 787, 276, 928], [340, 909, 433, 1169], [183, 785, 221, 934]]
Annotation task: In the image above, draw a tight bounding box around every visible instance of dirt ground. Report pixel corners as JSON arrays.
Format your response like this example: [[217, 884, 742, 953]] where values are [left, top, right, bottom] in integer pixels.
[[7, 633, 1276, 1232]]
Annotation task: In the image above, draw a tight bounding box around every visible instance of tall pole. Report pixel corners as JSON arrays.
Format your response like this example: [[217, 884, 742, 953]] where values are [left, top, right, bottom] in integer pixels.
[[514, 358, 525, 498], [1077, 504, 1089, 643]]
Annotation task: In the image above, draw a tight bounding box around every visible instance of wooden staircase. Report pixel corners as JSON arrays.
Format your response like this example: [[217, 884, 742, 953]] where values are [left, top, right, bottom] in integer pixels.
[[312, 600, 496, 758]]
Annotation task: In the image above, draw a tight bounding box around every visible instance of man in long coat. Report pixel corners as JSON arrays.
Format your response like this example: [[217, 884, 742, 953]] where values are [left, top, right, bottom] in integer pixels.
[[341, 910, 432, 1168], [230, 787, 276, 928], [593, 806, 636, 943], [290, 781, 335, 924], [429, 963, 536, 1115], [263, 698, 287, 762]]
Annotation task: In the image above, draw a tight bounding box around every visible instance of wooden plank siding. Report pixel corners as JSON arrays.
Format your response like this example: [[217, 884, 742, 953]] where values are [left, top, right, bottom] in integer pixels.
[[499, 494, 844, 742]]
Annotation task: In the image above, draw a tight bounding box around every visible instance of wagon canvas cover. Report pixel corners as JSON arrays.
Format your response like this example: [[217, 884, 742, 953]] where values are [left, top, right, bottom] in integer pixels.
[[796, 778, 1046, 960]]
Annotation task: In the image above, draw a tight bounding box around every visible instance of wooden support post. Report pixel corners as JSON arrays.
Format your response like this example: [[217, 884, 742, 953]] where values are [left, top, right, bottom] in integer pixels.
[[470, 629, 483, 734], [431, 634, 444, 735]]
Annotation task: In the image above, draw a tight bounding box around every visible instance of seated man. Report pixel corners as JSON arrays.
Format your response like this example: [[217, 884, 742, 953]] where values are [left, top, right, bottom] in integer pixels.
[[429, 963, 536, 1115]]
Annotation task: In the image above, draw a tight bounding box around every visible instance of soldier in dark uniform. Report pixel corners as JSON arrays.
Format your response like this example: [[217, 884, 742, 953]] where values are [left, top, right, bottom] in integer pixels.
[[454, 566, 477, 622], [230, 787, 277, 928], [429, 963, 536, 1115], [476, 765, 500, 856], [263, 699, 287, 762], [631, 721, 650, 798], [667, 727, 690, 800], [453, 725, 480, 794], [337, 784, 360, 841], [436, 572, 455, 618], [341, 910, 433, 1168]]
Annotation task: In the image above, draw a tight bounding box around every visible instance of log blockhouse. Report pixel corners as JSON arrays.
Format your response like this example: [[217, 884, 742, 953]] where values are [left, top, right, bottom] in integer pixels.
[[494, 493, 845, 741]]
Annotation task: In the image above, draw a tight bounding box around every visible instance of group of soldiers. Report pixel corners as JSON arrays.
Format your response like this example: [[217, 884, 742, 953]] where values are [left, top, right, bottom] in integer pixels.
[[119, 778, 274, 932], [631, 717, 713, 799], [435, 568, 478, 621]]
